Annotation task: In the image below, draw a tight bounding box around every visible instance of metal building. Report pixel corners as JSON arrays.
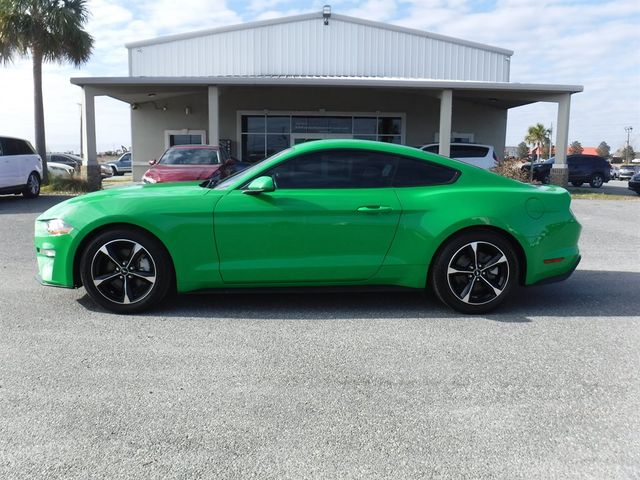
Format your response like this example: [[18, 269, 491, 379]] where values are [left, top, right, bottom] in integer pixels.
[[72, 9, 582, 182]]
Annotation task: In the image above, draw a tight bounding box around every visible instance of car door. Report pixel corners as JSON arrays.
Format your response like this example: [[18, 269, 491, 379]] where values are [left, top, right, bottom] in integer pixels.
[[214, 149, 402, 284]]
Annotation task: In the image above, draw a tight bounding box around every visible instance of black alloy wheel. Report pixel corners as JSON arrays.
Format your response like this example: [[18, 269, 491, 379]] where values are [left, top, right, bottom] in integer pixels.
[[80, 228, 173, 313], [430, 230, 519, 314]]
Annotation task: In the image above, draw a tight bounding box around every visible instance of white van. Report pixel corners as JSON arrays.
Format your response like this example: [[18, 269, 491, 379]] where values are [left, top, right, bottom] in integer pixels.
[[0, 136, 43, 198], [420, 143, 499, 170]]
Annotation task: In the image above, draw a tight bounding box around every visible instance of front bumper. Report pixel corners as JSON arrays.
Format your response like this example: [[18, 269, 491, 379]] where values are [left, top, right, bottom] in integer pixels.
[[628, 180, 640, 193]]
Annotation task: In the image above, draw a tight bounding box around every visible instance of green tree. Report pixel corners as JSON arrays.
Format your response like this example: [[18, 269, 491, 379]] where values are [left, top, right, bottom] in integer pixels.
[[525, 123, 550, 162], [619, 145, 636, 163], [569, 141, 583, 154], [516, 141, 529, 159], [0, 0, 94, 183], [596, 141, 610, 158]]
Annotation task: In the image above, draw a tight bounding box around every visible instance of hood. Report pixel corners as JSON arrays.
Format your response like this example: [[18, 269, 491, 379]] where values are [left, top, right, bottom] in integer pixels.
[[143, 163, 222, 183]]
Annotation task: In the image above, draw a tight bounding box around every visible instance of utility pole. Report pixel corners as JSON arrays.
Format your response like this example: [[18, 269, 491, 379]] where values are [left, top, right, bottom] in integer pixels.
[[624, 126, 633, 163]]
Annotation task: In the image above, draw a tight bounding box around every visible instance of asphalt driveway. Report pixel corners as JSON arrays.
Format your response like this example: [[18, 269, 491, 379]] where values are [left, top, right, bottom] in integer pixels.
[[0, 194, 639, 479]]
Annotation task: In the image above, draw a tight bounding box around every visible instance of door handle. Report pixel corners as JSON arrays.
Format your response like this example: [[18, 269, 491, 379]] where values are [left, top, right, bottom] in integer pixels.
[[356, 206, 393, 213]]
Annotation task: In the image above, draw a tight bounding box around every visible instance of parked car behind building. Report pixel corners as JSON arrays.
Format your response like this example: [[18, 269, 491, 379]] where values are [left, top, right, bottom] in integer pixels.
[[47, 153, 82, 173], [106, 152, 132, 176], [419, 143, 498, 169], [521, 154, 611, 187], [0, 135, 42, 198], [618, 164, 640, 180]]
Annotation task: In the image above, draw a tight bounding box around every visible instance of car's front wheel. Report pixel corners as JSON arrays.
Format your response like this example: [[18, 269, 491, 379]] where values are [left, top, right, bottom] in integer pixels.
[[589, 174, 604, 188], [80, 228, 173, 313], [111, 166, 118, 176], [22, 172, 41, 198], [430, 230, 519, 314]]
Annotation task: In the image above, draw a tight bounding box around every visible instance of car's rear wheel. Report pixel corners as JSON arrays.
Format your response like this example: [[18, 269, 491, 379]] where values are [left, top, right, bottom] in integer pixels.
[[571, 181, 583, 187], [22, 172, 41, 198], [80, 228, 173, 313], [430, 230, 519, 314], [589, 174, 604, 188]]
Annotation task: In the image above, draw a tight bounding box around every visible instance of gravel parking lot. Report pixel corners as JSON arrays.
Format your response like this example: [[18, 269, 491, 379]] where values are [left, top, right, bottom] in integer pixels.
[[1, 194, 639, 479]]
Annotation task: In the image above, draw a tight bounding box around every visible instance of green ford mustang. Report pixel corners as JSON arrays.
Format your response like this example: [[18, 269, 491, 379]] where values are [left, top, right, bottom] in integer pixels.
[[35, 140, 581, 314]]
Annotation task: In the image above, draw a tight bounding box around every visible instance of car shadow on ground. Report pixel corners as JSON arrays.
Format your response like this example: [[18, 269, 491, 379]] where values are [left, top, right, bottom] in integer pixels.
[[0, 194, 72, 215], [76, 270, 639, 322]]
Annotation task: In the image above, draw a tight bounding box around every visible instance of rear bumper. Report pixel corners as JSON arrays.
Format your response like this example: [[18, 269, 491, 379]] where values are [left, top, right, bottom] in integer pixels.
[[530, 255, 580, 286]]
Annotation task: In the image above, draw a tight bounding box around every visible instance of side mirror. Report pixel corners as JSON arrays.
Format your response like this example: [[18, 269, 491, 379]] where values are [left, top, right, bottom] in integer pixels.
[[148, 158, 157, 166], [244, 176, 275, 195]]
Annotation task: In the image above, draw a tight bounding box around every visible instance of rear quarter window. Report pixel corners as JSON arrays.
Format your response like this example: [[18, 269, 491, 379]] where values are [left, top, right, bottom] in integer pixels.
[[393, 156, 459, 187]]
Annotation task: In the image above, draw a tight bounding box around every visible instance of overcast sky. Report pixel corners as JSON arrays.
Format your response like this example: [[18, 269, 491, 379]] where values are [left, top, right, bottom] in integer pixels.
[[0, 0, 638, 153]]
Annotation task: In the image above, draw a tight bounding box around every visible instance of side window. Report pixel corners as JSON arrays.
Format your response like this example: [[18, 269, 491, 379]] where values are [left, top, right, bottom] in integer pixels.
[[394, 156, 459, 187], [52, 155, 64, 163], [121, 153, 131, 164], [268, 149, 397, 189], [0, 138, 4, 156]]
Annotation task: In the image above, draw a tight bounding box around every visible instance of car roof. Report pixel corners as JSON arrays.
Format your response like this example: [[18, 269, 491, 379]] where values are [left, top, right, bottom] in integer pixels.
[[169, 145, 219, 150]]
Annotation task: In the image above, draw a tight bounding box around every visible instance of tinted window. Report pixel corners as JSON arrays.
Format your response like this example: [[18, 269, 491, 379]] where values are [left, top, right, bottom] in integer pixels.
[[269, 150, 396, 189], [120, 153, 131, 164], [1, 138, 33, 155], [266, 149, 458, 189], [393, 157, 459, 187]]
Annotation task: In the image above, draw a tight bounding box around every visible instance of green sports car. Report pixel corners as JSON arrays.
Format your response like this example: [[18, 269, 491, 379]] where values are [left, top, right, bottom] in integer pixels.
[[35, 140, 581, 315]]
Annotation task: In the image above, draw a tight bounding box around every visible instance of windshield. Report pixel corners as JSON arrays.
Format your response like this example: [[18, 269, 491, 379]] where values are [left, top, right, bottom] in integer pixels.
[[212, 148, 293, 189], [159, 148, 219, 165]]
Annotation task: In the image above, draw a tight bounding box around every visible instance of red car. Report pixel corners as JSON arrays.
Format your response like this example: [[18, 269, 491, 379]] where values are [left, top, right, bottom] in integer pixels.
[[141, 145, 230, 183]]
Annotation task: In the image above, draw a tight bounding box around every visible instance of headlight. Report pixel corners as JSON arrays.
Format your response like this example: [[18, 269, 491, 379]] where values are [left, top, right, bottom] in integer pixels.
[[45, 219, 74, 235]]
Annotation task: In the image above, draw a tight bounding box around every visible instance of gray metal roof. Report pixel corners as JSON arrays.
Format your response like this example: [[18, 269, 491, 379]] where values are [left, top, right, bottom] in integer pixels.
[[125, 12, 513, 56]]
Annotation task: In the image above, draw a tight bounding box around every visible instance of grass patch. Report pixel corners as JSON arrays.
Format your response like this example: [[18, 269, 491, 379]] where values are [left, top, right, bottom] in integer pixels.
[[41, 177, 90, 195], [568, 189, 639, 200]]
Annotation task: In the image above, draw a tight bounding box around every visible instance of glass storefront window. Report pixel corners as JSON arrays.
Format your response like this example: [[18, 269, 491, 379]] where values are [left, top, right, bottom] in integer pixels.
[[242, 116, 266, 133], [242, 134, 266, 163], [353, 117, 377, 135], [266, 134, 290, 156], [378, 117, 402, 135], [267, 116, 290, 134], [241, 114, 403, 161]]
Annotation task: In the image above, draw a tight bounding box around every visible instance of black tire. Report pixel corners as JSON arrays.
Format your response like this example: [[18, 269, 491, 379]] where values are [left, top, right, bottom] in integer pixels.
[[589, 174, 604, 188], [429, 230, 519, 315], [542, 174, 550, 185], [571, 181, 583, 187], [79, 228, 173, 313], [22, 172, 41, 198], [111, 166, 118, 176]]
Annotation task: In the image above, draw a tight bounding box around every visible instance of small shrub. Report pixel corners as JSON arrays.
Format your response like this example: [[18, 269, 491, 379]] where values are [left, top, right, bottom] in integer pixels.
[[491, 158, 531, 183], [43, 176, 90, 194]]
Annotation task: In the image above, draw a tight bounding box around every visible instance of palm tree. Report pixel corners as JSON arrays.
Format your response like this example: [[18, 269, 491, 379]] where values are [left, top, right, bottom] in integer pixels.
[[0, 0, 93, 183], [525, 123, 550, 182]]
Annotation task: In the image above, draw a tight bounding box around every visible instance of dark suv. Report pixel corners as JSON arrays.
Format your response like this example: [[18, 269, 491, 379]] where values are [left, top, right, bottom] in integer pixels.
[[522, 154, 611, 188]]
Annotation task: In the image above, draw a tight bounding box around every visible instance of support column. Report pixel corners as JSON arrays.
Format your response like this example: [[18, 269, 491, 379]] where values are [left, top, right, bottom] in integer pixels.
[[550, 93, 571, 187], [208, 86, 220, 147], [81, 86, 101, 191], [438, 89, 453, 158]]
